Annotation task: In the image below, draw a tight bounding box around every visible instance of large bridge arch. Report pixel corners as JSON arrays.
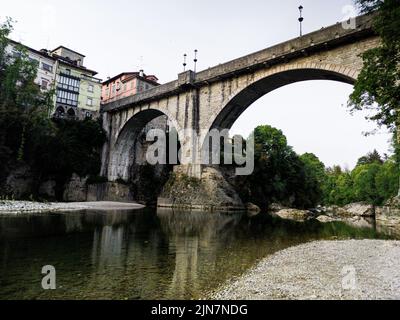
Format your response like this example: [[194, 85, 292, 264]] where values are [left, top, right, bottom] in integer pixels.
[[107, 108, 184, 182], [204, 62, 358, 135]]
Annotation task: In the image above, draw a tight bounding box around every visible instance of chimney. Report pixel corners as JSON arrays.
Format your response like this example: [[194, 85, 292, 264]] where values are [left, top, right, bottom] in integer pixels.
[[139, 69, 144, 77]]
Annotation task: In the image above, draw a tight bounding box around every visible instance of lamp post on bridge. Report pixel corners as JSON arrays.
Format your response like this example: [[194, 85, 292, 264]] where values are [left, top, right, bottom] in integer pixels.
[[183, 54, 187, 72], [194, 49, 198, 73], [298, 5, 304, 37]]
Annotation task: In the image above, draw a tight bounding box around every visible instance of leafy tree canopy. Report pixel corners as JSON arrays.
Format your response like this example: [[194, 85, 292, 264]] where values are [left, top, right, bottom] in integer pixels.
[[350, 0, 400, 134]]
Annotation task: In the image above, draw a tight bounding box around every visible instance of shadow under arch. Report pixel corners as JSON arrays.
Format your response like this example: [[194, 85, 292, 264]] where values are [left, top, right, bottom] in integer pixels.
[[209, 67, 356, 132], [109, 109, 183, 185]]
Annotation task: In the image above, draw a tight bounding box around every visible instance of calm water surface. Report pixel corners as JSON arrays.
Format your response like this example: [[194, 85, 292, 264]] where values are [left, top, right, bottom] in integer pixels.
[[0, 208, 393, 300]]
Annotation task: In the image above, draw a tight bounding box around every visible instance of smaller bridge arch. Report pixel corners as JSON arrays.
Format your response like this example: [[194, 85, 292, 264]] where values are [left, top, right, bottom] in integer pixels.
[[107, 108, 183, 182]]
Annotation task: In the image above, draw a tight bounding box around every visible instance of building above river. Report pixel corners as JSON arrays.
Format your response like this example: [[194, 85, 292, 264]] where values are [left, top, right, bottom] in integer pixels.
[[101, 71, 159, 104], [50, 46, 102, 120], [7, 41, 102, 120]]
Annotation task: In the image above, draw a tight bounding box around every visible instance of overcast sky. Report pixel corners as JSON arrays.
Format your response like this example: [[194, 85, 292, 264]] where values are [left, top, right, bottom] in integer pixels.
[[1, 0, 392, 168]]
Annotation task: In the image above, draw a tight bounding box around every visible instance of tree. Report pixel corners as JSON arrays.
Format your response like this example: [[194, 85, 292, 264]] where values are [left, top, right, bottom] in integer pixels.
[[357, 149, 383, 166], [375, 157, 400, 201], [349, 0, 400, 195], [323, 168, 354, 206], [352, 163, 383, 205], [238, 125, 323, 210], [0, 18, 54, 186], [299, 153, 327, 207]]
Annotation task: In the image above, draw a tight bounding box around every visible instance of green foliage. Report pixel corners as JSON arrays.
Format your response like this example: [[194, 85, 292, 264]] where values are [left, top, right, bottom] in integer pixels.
[[357, 149, 383, 166], [350, 0, 400, 133], [238, 125, 325, 210], [352, 163, 382, 205], [239, 124, 399, 208], [323, 150, 399, 206], [299, 153, 327, 207], [0, 18, 55, 185]]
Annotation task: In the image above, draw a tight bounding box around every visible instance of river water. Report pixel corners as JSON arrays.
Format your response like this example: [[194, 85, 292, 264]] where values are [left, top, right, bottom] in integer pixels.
[[0, 208, 394, 300]]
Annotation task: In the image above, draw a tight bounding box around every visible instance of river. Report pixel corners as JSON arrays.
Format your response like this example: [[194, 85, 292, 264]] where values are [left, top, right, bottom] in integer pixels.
[[0, 207, 394, 300]]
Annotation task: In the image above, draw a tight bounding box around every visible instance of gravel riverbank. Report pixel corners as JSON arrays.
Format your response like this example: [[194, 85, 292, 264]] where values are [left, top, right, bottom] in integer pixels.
[[0, 200, 144, 214], [212, 240, 400, 300]]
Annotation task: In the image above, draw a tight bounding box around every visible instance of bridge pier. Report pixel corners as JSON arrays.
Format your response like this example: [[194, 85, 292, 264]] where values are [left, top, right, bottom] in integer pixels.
[[157, 165, 245, 211], [173, 164, 203, 180]]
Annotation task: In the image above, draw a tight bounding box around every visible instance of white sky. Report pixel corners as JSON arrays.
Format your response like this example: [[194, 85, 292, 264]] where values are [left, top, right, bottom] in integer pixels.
[[1, 0, 392, 168]]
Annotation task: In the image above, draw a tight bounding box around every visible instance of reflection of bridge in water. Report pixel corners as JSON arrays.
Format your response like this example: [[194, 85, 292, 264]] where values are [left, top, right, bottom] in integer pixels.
[[156, 209, 242, 297]]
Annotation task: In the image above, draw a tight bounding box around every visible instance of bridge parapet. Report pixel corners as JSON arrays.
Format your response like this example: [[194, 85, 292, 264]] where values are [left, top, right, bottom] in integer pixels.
[[102, 13, 375, 113]]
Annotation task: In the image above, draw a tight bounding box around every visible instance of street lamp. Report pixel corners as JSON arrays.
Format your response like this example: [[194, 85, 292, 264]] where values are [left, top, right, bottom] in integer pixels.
[[194, 49, 198, 73], [183, 53, 187, 72], [298, 5, 304, 37]]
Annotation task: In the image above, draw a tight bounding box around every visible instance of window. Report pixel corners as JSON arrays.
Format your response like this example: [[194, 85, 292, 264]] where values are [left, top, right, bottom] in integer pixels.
[[57, 74, 80, 92], [56, 89, 79, 107], [42, 63, 53, 72], [65, 69, 71, 75], [87, 97, 93, 106], [41, 79, 49, 90], [123, 84, 127, 91], [88, 84, 94, 93]]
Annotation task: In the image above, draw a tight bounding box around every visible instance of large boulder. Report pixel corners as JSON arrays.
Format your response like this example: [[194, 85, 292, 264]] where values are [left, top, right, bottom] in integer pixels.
[[246, 202, 261, 213], [325, 203, 375, 218], [375, 197, 400, 236], [63, 174, 88, 202], [3, 165, 33, 198], [269, 203, 286, 212], [158, 166, 245, 211], [273, 208, 311, 221], [316, 215, 338, 223], [342, 203, 375, 217]]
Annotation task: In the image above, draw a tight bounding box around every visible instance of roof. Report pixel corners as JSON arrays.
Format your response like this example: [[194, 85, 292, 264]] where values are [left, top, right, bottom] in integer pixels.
[[8, 39, 56, 61], [103, 72, 138, 85], [56, 57, 98, 76], [51, 46, 86, 58], [102, 72, 160, 86], [8, 39, 99, 78]]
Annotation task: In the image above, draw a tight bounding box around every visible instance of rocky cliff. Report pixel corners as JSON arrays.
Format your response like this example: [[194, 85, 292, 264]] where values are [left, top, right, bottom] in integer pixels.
[[158, 166, 245, 211]]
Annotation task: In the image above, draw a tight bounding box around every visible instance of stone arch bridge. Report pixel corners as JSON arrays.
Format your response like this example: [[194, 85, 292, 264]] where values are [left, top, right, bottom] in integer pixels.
[[101, 14, 379, 188]]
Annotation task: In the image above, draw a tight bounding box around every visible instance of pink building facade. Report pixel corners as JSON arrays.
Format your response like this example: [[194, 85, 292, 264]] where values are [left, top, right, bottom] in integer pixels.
[[101, 71, 159, 104]]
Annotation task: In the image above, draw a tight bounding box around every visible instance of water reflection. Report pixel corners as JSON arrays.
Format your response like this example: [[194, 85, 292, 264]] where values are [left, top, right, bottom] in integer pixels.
[[157, 209, 242, 298], [0, 208, 395, 300]]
